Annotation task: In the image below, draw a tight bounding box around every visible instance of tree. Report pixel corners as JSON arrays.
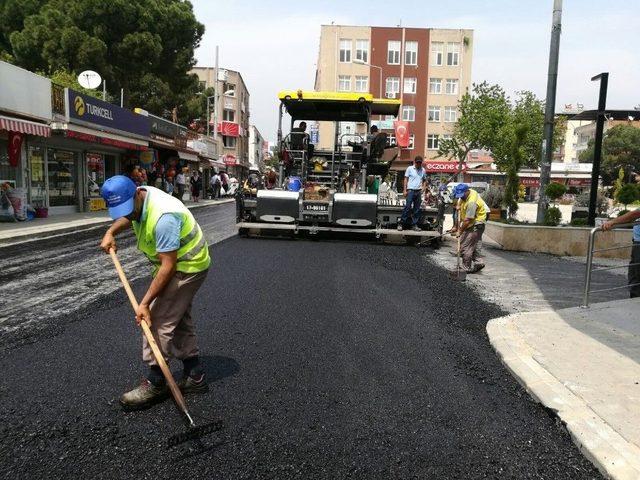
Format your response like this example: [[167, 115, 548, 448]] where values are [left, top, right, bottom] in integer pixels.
[[437, 82, 510, 175], [579, 124, 640, 185], [545, 182, 567, 206], [3, 0, 204, 124], [48, 69, 103, 99], [615, 183, 640, 210]]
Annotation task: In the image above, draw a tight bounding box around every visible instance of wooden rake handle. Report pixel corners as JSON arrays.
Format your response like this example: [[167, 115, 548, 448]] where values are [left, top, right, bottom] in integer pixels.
[[108, 249, 191, 421]]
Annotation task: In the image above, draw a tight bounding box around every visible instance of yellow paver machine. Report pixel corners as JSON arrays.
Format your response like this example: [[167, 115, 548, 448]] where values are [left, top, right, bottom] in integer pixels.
[[236, 90, 445, 245]]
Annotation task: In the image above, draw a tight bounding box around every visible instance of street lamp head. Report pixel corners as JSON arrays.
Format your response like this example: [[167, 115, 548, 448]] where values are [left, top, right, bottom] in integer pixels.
[[353, 59, 368, 66]]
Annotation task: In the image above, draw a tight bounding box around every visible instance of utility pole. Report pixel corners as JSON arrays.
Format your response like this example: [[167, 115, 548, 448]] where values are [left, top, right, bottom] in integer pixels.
[[588, 73, 609, 226], [213, 45, 219, 151], [536, 0, 563, 224]]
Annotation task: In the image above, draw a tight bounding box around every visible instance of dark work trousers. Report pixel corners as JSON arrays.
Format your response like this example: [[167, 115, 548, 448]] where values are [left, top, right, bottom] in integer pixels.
[[630, 240, 640, 298], [401, 189, 423, 226]]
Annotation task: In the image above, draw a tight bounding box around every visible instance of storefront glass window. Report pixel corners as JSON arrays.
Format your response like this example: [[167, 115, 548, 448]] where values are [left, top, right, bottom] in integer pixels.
[[47, 148, 77, 207], [0, 139, 18, 187], [105, 154, 116, 179], [86, 152, 105, 198], [28, 145, 46, 206]]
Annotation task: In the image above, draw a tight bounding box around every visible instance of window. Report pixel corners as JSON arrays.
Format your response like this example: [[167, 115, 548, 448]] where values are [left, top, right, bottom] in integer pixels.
[[403, 77, 417, 94], [387, 40, 401, 64], [405, 41, 418, 65], [429, 78, 442, 94], [339, 39, 351, 63], [223, 136, 236, 148], [445, 79, 459, 95], [431, 42, 444, 66], [447, 42, 460, 66], [385, 77, 400, 97], [428, 105, 441, 122], [444, 106, 457, 122], [407, 134, 415, 150], [355, 39, 369, 63], [402, 106, 416, 122], [427, 134, 439, 150], [223, 109, 235, 122], [338, 75, 351, 92], [355, 75, 368, 92], [388, 134, 396, 146]]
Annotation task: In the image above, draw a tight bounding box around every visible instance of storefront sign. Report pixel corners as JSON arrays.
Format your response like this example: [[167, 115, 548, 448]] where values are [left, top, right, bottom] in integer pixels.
[[218, 121, 239, 137], [423, 161, 466, 173], [65, 130, 147, 151], [371, 119, 394, 130], [222, 154, 237, 165], [7, 131, 23, 167], [67, 89, 149, 138], [310, 125, 319, 144], [567, 178, 591, 187], [520, 177, 540, 187], [0, 62, 52, 122]]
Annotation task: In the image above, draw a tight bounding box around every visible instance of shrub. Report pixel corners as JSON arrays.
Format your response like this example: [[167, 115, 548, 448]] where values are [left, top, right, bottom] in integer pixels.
[[545, 182, 567, 204], [543, 206, 562, 226], [615, 183, 640, 209], [575, 190, 609, 215], [570, 218, 588, 226], [482, 186, 504, 209]]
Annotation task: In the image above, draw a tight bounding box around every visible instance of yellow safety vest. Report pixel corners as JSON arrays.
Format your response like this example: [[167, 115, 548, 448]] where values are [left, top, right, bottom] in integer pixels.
[[460, 189, 487, 227], [131, 187, 210, 276]]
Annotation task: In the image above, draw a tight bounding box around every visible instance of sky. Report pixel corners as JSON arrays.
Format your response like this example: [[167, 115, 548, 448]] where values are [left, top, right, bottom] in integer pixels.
[[191, 0, 640, 143]]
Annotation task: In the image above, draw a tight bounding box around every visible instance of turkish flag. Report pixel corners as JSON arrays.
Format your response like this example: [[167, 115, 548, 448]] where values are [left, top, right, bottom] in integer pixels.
[[8, 131, 23, 167], [393, 121, 409, 148]]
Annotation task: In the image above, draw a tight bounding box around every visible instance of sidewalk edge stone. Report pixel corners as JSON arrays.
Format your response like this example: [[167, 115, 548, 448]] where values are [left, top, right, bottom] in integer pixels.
[[487, 313, 640, 480]]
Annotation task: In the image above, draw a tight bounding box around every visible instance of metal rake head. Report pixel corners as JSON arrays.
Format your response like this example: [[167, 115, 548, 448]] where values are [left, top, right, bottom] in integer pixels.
[[168, 419, 224, 448]]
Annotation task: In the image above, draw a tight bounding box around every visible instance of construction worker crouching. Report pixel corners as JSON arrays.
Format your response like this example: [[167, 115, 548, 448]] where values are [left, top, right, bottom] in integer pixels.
[[100, 175, 211, 410], [453, 183, 487, 273]]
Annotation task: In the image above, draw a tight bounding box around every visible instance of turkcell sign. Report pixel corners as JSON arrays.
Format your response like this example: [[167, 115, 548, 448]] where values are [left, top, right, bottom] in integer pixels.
[[67, 89, 149, 138]]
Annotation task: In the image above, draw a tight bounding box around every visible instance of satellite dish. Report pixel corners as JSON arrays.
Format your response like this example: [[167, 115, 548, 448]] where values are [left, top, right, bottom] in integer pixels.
[[77, 70, 102, 89]]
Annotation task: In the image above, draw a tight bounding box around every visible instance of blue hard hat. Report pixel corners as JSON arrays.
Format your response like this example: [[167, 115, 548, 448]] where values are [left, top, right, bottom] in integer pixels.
[[453, 183, 470, 198], [101, 175, 137, 219], [287, 176, 302, 192]]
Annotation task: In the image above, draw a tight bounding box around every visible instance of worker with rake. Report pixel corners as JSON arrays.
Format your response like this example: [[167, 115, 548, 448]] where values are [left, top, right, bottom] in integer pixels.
[[453, 183, 487, 273], [100, 175, 211, 410]]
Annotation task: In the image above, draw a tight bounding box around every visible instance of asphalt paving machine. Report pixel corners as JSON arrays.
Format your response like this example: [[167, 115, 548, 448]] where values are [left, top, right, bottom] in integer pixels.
[[236, 90, 445, 244]]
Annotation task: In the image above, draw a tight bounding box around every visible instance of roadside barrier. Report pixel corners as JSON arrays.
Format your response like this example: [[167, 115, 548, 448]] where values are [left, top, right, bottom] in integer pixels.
[[583, 223, 639, 307]]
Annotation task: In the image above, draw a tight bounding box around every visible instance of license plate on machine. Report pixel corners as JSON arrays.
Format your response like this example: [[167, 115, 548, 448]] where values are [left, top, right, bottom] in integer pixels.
[[304, 203, 328, 212]]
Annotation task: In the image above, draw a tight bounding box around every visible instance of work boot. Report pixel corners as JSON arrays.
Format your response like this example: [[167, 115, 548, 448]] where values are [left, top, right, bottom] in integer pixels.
[[120, 379, 168, 410], [470, 263, 485, 273], [412, 225, 421, 232], [178, 373, 209, 395], [397, 224, 404, 231]]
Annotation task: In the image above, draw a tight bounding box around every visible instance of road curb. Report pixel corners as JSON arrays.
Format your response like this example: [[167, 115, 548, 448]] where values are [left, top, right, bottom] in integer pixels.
[[0, 198, 235, 247], [487, 313, 640, 480]]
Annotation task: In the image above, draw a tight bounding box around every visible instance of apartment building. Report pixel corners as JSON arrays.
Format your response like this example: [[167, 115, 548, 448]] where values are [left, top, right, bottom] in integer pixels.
[[314, 25, 473, 170], [248, 125, 265, 171], [190, 67, 250, 177]]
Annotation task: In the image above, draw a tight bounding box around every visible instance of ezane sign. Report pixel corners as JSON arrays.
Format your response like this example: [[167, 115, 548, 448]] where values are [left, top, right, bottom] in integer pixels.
[[67, 89, 149, 139]]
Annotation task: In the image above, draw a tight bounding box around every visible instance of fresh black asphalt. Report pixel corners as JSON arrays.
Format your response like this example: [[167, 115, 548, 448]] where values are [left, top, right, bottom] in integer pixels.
[[0, 204, 601, 479]]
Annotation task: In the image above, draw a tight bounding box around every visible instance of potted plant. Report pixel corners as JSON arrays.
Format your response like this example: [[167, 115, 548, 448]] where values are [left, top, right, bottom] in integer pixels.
[[572, 189, 609, 222], [482, 186, 505, 220]]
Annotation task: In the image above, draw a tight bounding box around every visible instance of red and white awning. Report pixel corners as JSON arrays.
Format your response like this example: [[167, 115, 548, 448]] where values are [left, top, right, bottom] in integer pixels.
[[0, 115, 51, 137]]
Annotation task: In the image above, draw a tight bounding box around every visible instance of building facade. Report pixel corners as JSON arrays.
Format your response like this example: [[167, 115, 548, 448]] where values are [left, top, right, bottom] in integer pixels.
[[248, 125, 265, 172], [190, 67, 250, 178], [314, 25, 473, 170]]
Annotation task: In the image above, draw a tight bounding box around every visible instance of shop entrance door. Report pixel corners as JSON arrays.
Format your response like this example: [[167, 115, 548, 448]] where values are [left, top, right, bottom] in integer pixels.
[[47, 148, 78, 214]]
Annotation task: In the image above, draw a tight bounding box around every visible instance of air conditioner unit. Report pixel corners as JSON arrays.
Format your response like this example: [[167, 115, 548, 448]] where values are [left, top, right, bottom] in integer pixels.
[[386, 92, 397, 99]]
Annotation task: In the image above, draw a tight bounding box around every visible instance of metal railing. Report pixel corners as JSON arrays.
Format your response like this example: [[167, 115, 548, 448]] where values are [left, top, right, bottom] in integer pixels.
[[583, 223, 639, 307]]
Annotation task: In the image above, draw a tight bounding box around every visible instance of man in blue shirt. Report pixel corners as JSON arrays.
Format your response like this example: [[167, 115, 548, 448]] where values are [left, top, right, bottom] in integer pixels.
[[602, 203, 640, 298], [398, 156, 427, 231]]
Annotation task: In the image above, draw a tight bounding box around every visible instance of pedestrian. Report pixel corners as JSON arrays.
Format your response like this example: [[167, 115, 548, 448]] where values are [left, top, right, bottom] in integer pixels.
[[210, 172, 221, 199], [99, 175, 211, 409], [220, 171, 229, 196], [190, 171, 202, 203], [175, 168, 187, 202], [454, 183, 487, 273], [602, 205, 640, 298], [398, 156, 427, 231]]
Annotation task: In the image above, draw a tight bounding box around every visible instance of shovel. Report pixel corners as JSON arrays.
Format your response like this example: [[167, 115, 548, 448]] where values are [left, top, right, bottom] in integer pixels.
[[449, 236, 467, 282], [109, 248, 222, 447]]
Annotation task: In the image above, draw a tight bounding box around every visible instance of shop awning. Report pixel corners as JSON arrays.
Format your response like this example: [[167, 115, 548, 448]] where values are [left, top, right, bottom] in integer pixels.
[[0, 115, 51, 137], [177, 151, 199, 162]]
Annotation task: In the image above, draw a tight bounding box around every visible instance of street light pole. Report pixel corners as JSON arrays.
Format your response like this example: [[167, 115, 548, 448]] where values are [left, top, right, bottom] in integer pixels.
[[588, 72, 609, 226], [536, 0, 563, 224], [206, 96, 210, 137]]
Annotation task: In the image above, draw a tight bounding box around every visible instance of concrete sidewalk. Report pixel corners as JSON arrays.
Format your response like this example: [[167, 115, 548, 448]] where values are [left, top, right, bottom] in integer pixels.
[[487, 299, 640, 480], [0, 197, 235, 245]]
